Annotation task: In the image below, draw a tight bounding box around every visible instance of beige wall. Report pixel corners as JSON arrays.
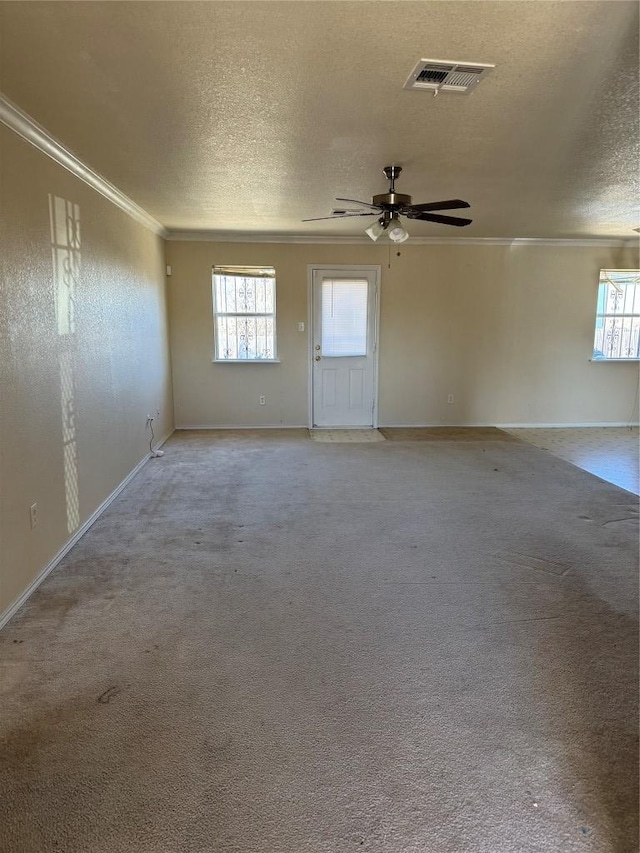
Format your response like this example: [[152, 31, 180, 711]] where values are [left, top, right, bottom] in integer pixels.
[[0, 125, 174, 618], [167, 240, 639, 428], [0, 125, 636, 621]]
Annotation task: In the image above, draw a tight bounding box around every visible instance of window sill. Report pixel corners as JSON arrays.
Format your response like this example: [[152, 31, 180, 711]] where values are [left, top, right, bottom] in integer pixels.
[[213, 359, 281, 364], [589, 358, 640, 363]]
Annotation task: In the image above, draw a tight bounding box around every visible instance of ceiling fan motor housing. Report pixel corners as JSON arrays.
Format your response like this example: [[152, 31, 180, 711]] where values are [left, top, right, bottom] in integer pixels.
[[372, 192, 412, 209]]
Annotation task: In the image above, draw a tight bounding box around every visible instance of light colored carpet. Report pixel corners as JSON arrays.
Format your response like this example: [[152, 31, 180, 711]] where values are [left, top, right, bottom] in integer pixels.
[[1, 429, 638, 853]]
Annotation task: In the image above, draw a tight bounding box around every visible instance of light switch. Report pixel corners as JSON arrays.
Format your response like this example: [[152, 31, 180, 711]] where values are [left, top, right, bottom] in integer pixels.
[[298, 322, 305, 332]]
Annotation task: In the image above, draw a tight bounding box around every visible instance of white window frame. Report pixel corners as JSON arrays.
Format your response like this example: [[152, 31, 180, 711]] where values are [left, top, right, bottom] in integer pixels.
[[212, 265, 279, 363], [592, 269, 640, 362]]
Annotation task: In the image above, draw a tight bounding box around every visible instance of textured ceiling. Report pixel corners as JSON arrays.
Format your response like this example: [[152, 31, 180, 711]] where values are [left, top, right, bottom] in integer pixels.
[[0, 1, 638, 238]]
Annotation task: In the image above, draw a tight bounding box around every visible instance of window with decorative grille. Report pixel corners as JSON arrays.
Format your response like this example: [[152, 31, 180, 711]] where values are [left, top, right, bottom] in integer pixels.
[[212, 266, 277, 361], [592, 270, 640, 361]]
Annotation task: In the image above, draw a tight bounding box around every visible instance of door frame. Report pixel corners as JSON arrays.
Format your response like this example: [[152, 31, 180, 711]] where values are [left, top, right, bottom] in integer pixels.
[[307, 264, 381, 429]]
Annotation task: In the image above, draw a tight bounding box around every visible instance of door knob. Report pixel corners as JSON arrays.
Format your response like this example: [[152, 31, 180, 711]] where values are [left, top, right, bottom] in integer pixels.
[[315, 355, 321, 361], [315, 344, 321, 351]]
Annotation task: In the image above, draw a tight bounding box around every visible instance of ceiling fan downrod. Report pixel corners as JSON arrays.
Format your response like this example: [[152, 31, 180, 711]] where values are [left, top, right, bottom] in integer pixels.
[[383, 165, 402, 192], [373, 166, 412, 210]]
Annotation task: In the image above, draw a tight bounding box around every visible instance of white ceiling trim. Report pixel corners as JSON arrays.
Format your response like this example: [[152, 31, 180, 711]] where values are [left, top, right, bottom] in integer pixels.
[[1, 92, 635, 250], [166, 231, 637, 248], [0, 92, 167, 237]]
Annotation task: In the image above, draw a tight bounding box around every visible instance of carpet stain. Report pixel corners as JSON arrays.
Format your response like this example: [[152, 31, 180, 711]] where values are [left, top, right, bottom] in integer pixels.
[[35, 592, 80, 623], [488, 614, 568, 626], [495, 551, 573, 578], [97, 686, 122, 705]]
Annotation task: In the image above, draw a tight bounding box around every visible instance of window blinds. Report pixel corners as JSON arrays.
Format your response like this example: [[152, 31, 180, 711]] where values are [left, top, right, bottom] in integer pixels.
[[321, 278, 368, 357]]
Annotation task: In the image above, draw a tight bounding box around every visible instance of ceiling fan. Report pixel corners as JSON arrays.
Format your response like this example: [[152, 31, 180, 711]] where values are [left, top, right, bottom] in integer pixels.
[[303, 166, 472, 242]]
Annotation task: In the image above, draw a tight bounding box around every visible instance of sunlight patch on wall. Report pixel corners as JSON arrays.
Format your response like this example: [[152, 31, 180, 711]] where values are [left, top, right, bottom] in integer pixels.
[[49, 195, 81, 533]]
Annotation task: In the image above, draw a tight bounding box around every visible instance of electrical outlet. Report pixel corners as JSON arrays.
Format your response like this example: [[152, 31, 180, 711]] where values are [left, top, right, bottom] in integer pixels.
[[30, 503, 38, 529], [259, 395, 266, 406], [146, 416, 153, 429], [447, 394, 454, 404]]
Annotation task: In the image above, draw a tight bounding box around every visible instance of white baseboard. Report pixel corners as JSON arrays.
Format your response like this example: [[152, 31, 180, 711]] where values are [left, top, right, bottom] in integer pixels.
[[177, 422, 639, 430], [0, 429, 174, 631], [495, 422, 639, 428], [176, 424, 308, 430], [379, 423, 496, 428], [380, 422, 639, 429]]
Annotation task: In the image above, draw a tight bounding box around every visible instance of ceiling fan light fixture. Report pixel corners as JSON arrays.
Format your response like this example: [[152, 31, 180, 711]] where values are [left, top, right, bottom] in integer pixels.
[[365, 218, 387, 241], [387, 216, 409, 243]]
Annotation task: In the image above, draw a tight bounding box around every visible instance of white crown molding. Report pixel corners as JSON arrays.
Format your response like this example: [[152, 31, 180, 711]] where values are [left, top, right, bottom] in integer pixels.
[[502, 237, 639, 248], [0, 92, 167, 238], [166, 230, 638, 247], [2, 91, 636, 249], [168, 232, 387, 244]]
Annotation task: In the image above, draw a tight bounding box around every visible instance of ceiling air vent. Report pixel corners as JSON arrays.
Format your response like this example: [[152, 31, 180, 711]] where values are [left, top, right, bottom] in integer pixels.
[[404, 59, 495, 94]]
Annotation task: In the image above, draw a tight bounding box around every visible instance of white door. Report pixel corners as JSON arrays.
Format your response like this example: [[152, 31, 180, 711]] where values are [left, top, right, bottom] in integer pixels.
[[311, 267, 379, 427]]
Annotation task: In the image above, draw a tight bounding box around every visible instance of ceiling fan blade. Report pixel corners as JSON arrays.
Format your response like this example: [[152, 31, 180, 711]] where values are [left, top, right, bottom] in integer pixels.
[[406, 212, 473, 227], [335, 198, 381, 210], [302, 212, 379, 221], [405, 199, 470, 212]]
